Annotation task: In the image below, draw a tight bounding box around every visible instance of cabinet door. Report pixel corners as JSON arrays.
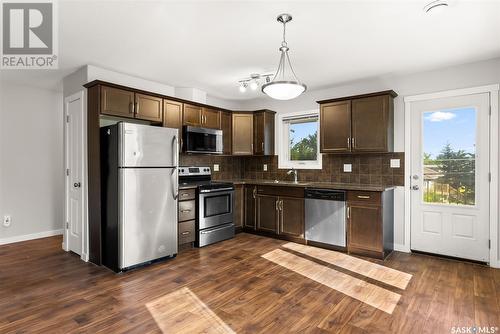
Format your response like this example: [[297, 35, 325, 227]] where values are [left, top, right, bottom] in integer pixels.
[[135, 93, 163, 122], [220, 111, 232, 155], [348, 203, 382, 252], [183, 104, 202, 126], [100, 86, 135, 118], [256, 195, 278, 234], [253, 112, 264, 155], [279, 197, 304, 238], [202, 108, 221, 129], [263, 111, 275, 155], [244, 186, 256, 229], [320, 101, 351, 153], [234, 184, 244, 228], [351, 95, 390, 152], [232, 113, 254, 155], [163, 100, 183, 129]]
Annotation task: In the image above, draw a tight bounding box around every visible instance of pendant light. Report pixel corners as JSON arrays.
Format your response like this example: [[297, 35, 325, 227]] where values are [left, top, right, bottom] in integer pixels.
[[262, 14, 307, 100]]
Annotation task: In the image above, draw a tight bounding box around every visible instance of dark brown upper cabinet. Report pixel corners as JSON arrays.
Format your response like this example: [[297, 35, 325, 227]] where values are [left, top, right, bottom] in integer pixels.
[[220, 111, 232, 155], [183, 104, 202, 126], [100, 86, 135, 118], [135, 93, 162, 122], [163, 100, 183, 129], [318, 90, 397, 153], [232, 113, 254, 155], [320, 101, 351, 153], [253, 110, 275, 156], [201, 107, 221, 129]]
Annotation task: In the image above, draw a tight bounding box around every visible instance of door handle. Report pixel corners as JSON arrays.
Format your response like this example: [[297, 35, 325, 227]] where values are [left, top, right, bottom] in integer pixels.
[[279, 200, 283, 211], [73, 182, 81, 188], [347, 137, 350, 149], [252, 187, 257, 199], [180, 209, 191, 213], [181, 231, 190, 235], [347, 206, 350, 219], [412, 185, 420, 190], [275, 200, 279, 211]]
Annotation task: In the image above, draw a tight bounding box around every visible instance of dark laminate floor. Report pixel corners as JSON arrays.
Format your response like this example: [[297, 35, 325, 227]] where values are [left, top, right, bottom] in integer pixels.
[[0, 233, 499, 333]]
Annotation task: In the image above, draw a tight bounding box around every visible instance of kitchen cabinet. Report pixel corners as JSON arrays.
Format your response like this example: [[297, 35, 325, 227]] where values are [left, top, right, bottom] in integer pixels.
[[244, 185, 256, 229], [101, 86, 135, 118], [320, 101, 351, 153], [256, 195, 279, 233], [220, 111, 232, 155], [232, 113, 254, 155], [163, 100, 183, 129], [201, 107, 221, 129], [183, 104, 202, 126], [233, 184, 244, 230], [135, 93, 163, 122], [178, 188, 197, 247], [318, 90, 397, 153], [279, 197, 304, 238], [347, 190, 394, 259], [253, 110, 275, 156]]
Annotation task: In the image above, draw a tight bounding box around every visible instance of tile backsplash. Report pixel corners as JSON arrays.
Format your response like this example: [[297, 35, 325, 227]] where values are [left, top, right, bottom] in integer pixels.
[[180, 152, 405, 187]]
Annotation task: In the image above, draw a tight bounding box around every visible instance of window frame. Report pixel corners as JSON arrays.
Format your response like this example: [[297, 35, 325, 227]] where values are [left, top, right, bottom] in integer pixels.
[[277, 110, 322, 170]]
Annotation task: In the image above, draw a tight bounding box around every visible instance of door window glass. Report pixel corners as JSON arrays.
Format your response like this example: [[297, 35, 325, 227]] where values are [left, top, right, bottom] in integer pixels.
[[422, 107, 476, 205]]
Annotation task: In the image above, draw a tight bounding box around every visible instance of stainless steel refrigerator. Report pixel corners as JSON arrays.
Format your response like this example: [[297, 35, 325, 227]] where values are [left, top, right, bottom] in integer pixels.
[[100, 122, 179, 272]]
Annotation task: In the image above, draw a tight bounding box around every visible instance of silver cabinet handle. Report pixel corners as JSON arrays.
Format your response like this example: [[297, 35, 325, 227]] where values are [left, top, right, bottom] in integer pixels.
[[279, 200, 283, 211], [352, 137, 355, 148], [275, 200, 279, 211], [261, 142, 264, 151], [357, 195, 370, 199], [180, 193, 190, 197], [129, 102, 134, 114], [347, 206, 350, 219], [347, 137, 351, 149], [180, 209, 191, 213], [252, 187, 257, 199], [181, 231, 190, 235], [135, 102, 139, 115]]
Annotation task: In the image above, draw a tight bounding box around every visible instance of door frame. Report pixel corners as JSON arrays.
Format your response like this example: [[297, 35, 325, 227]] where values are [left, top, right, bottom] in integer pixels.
[[63, 90, 89, 262], [404, 84, 499, 267]]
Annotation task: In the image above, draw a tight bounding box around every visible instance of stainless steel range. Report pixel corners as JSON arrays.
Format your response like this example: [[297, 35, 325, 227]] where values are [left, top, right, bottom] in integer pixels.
[[179, 167, 235, 247]]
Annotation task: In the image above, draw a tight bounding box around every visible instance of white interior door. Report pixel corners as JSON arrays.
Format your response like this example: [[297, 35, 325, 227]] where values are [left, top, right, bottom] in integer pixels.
[[410, 93, 490, 262], [65, 93, 84, 255]]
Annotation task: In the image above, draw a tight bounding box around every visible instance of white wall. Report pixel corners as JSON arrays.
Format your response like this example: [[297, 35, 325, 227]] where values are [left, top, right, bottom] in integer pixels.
[[0, 82, 64, 243], [237, 57, 500, 254]]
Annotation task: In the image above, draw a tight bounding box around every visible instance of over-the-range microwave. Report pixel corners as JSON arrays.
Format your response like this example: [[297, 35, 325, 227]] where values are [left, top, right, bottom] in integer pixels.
[[182, 126, 223, 154]]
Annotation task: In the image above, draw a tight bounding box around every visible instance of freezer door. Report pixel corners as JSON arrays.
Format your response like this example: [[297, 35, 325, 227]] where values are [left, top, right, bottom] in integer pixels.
[[119, 122, 179, 167], [119, 168, 178, 269]]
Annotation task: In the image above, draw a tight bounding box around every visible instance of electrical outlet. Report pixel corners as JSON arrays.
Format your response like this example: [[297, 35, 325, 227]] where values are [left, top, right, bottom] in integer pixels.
[[3, 215, 11, 227], [213, 164, 220, 172], [263, 164, 268, 171], [390, 159, 400, 168], [343, 164, 352, 173]]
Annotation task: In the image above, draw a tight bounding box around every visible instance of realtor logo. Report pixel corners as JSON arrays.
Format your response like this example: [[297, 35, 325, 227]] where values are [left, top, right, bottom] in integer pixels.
[[1, 1, 58, 69]]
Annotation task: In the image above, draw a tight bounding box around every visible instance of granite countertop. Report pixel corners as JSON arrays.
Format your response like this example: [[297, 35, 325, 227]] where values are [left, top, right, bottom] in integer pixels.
[[216, 179, 395, 192]]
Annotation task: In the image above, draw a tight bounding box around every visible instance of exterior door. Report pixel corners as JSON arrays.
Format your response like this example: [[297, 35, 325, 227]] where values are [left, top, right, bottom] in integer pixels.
[[65, 92, 84, 255], [410, 93, 490, 262]]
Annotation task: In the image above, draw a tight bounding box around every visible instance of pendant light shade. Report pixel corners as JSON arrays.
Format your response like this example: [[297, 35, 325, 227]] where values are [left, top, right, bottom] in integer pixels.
[[262, 14, 307, 100]]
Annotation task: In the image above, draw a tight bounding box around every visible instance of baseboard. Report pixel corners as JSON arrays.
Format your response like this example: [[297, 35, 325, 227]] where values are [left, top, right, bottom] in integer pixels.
[[81, 252, 89, 262], [0, 229, 63, 245], [394, 243, 411, 253]]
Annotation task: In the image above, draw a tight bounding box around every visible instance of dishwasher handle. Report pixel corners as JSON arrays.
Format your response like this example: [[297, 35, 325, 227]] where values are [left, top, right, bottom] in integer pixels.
[[305, 188, 346, 201]]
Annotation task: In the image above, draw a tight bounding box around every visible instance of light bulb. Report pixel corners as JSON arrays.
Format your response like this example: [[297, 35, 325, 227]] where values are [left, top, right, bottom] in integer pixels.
[[250, 80, 259, 90]]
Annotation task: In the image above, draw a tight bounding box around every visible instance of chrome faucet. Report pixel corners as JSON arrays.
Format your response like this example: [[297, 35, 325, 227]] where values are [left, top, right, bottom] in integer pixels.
[[287, 169, 298, 183]]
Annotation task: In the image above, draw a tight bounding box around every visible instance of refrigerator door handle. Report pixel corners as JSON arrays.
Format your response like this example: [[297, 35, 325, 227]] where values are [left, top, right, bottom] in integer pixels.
[[172, 135, 179, 167], [171, 167, 178, 200]]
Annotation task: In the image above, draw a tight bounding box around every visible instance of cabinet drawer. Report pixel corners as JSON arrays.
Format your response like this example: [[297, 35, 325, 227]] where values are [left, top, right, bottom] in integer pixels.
[[257, 185, 304, 198], [179, 200, 196, 222], [347, 191, 381, 204], [178, 220, 195, 244], [179, 188, 196, 201]]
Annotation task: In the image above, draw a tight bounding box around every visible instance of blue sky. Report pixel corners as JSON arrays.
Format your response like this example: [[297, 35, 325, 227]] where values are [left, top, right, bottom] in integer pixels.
[[423, 107, 476, 158], [290, 120, 318, 144]]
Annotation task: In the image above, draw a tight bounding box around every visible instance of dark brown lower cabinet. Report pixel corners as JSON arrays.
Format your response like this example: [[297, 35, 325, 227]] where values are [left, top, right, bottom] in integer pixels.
[[233, 184, 244, 230], [256, 195, 279, 234], [244, 185, 256, 229], [347, 190, 394, 259], [279, 197, 304, 238]]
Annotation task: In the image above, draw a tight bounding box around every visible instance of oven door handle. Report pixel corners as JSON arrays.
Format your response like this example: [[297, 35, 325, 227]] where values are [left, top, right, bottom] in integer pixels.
[[199, 188, 234, 193], [200, 224, 234, 234]]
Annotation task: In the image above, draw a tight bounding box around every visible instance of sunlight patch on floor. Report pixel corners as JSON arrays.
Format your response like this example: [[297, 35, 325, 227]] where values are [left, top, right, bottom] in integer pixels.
[[262, 249, 401, 314], [282, 242, 412, 290], [146, 287, 235, 334]]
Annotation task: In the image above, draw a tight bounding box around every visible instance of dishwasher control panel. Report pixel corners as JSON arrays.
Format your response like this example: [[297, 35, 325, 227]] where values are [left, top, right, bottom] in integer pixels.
[[305, 189, 346, 201]]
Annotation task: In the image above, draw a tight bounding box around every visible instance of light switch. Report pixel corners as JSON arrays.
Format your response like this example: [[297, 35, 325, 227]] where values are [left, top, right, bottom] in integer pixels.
[[390, 159, 400, 168], [213, 164, 220, 172], [263, 164, 268, 171], [343, 164, 352, 173]]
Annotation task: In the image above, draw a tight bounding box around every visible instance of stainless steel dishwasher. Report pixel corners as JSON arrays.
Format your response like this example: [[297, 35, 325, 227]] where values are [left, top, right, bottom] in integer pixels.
[[305, 188, 346, 247]]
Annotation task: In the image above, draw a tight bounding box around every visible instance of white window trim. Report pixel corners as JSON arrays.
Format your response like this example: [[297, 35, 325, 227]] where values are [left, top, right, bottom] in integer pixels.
[[277, 109, 323, 170]]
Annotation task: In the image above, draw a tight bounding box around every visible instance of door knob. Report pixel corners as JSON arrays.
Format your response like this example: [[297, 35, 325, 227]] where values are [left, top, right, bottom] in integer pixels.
[[411, 185, 419, 190], [74, 182, 81, 188]]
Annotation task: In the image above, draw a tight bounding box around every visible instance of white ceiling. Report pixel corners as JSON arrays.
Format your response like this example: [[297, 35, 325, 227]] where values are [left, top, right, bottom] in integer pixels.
[[1, 0, 500, 101]]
